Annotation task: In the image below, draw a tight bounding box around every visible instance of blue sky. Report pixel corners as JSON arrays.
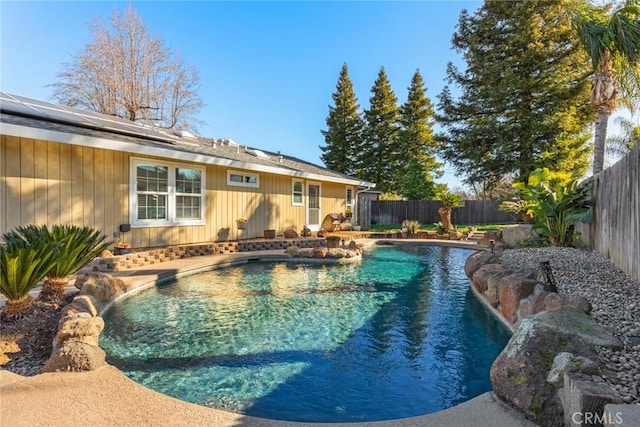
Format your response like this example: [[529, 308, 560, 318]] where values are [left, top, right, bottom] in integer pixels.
[[1, 1, 483, 189]]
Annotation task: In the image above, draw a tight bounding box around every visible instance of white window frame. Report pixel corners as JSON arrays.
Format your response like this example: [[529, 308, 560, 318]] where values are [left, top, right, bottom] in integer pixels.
[[227, 170, 260, 188], [292, 179, 304, 206], [346, 186, 354, 211], [130, 157, 206, 227]]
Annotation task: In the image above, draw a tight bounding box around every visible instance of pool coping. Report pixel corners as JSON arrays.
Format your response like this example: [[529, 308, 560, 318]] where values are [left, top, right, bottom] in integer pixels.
[[1, 239, 536, 427]]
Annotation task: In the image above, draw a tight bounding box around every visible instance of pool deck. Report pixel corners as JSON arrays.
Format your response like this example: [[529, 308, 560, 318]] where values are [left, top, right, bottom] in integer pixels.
[[1, 367, 535, 427], [1, 239, 537, 427]]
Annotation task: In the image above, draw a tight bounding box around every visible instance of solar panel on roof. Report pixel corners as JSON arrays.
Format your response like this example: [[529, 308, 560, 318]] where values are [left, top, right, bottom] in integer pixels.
[[0, 92, 179, 144]]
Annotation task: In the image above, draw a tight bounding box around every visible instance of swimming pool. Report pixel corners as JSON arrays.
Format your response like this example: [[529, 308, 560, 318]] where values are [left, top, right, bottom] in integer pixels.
[[100, 245, 510, 422]]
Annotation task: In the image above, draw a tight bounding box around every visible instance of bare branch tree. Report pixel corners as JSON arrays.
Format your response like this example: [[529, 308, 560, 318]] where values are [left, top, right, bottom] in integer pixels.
[[51, 5, 204, 131]]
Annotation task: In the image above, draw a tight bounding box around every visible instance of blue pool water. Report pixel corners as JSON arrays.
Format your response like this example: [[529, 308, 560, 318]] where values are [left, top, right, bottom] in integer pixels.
[[100, 246, 510, 422]]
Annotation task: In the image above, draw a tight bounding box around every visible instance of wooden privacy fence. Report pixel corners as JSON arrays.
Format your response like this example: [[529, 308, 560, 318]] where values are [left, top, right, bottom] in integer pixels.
[[363, 200, 516, 227], [577, 144, 639, 282]]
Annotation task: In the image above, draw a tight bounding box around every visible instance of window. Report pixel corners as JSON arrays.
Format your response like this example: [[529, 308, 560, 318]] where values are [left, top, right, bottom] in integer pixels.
[[292, 180, 304, 206], [346, 187, 354, 211], [131, 159, 205, 227], [136, 165, 168, 220], [227, 170, 259, 188], [175, 168, 203, 220]]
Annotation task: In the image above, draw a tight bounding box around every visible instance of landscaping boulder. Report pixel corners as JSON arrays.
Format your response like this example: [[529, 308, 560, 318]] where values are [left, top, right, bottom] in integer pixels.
[[534, 307, 621, 349], [298, 249, 314, 258], [71, 295, 100, 317], [546, 352, 600, 389], [348, 240, 362, 253], [498, 274, 539, 323], [491, 306, 622, 426], [562, 295, 592, 315], [312, 247, 328, 258], [283, 229, 299, 238], [464, 251, 501, 279], [472, 263, 506, 294], [285, 246, 299, 256], [327, 248, 348, 258], [486, 271, 511, 307], [518, 291, 551, 319], [79, 273, 126, 311], [53, 314, 104, 350], [502, 225, 537, 247], [42, 341, 106, 372], [544, 293, 593, 315], [478, 230, 503, 245], [44, 314, 106, 373]]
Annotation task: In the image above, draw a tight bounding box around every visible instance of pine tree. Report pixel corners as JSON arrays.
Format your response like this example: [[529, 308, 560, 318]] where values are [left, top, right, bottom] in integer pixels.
[[320, 63, 364, 175], [397, 70, 442, 200], [361, 67, 401, 193], [437, 0, 593, 189]]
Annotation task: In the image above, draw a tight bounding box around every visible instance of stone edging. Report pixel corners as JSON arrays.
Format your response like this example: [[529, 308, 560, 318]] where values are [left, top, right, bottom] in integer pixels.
[[464, 249, 632, 426]]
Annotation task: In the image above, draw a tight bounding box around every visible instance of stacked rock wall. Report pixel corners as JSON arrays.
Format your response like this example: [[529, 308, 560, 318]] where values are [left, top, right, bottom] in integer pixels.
[[81, 239, 327, 273]]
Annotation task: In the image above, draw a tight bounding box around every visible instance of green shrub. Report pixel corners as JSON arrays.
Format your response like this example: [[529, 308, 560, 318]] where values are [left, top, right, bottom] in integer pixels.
[[401, 219, 421, 234], [499, 200, 535, 223], [433, 221, 450, 234], [2, 224, 111, 302], [513, 168, 593, 246], [0, 245, 55, 315]]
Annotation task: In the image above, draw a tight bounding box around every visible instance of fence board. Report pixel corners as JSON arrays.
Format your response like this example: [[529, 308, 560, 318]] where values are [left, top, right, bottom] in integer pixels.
[[369, 199, 516, 226], [577, 145, 640, 282]]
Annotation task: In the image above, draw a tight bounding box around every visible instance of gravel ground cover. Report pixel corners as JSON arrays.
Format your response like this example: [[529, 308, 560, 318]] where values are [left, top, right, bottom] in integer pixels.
[[501, 247, 640, 404]]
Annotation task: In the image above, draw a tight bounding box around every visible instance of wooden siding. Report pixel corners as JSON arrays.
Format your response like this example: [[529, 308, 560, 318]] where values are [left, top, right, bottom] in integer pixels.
[[576, 145, 640, 282], [0, 136, 353, 248]]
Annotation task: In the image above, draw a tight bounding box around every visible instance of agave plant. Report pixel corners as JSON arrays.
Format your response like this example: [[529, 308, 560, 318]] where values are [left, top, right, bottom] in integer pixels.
[[2, 225, 111, 302], [0, 245, 55, 316]]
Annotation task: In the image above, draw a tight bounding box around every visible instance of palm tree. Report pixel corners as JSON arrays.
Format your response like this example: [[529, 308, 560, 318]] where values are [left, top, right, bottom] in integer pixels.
[[606, 114, 640, 157], [436, 191, 465, 232], [570, 0, 640, 174]]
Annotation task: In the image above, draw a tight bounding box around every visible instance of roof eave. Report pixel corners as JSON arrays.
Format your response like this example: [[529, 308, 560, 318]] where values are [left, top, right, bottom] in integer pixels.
[[1, 121, 374, 187]]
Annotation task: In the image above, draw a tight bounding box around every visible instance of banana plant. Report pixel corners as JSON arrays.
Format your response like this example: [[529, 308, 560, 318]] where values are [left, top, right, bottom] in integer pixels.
[[513, 168, 593, 246]]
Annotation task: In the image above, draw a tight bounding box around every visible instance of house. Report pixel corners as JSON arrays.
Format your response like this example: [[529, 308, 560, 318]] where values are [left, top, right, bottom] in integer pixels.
[[0, 93, 373, 248]]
